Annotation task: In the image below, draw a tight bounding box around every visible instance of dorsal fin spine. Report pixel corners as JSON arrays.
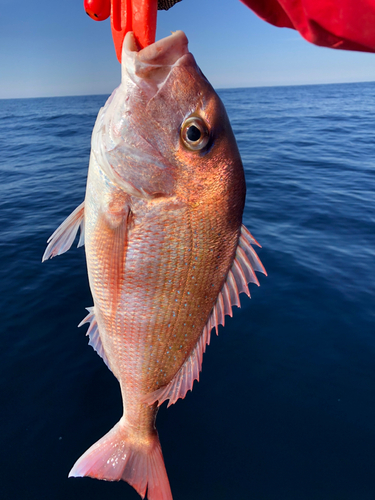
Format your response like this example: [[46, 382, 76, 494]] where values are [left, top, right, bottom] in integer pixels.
[[239, 234, 267, 275], [213, 304, 219, 334], [227, 270, 241, 307], [232, 259, 250, 297], [241, 224, 261, 247], [217, 293, 225, 327], [236, 245, 260, 286], [222, 282, 233, 317]]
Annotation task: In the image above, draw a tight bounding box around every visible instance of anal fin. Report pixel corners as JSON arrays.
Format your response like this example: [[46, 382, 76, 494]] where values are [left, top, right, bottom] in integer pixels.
[[78, 307, 112, 371], [42, 201, 85, 262]]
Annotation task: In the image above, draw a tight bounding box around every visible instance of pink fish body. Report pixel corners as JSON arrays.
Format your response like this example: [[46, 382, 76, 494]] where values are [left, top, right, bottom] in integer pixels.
[[43, 31, 266, 500]]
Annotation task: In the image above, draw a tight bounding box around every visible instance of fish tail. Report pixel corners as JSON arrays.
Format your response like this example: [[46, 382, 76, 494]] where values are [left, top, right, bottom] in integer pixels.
[[69, 418, 172, 500]]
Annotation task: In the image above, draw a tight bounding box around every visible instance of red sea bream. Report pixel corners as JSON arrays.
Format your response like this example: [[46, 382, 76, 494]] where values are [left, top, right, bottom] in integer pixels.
[[43, 30, 266, 500]]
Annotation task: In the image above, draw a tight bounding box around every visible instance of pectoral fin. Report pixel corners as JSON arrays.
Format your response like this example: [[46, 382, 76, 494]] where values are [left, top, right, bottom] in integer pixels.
[[42, 201, 85, 261], [143, 224, 267, 407]]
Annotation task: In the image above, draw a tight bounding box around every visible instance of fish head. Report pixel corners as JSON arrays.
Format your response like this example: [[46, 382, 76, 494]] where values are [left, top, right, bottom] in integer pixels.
[[94, 30, 245, 209]]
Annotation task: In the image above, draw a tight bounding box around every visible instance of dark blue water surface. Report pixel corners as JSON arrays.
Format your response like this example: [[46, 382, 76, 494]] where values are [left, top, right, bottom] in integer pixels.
[[1, 82, 375, 500]]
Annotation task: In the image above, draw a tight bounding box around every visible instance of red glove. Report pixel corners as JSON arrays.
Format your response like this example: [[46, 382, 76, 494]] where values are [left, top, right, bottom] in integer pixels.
[[84, 0, 375, 60], [241, 0, 375, 53]]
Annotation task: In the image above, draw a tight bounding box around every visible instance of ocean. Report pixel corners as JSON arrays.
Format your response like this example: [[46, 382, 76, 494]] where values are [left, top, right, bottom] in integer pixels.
[[1, 82, 375, 500]]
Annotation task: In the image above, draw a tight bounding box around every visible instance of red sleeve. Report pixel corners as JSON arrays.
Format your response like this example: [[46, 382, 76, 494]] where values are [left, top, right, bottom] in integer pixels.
[[240, 0, 375, 53]]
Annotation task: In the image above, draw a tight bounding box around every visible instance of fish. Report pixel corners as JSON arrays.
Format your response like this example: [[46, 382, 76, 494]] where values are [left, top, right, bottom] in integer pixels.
[[42, 30, 266, 500]]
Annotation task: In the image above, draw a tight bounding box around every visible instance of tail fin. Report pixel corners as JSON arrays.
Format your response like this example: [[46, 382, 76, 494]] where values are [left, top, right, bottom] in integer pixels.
[[69, 419, 172, 500]]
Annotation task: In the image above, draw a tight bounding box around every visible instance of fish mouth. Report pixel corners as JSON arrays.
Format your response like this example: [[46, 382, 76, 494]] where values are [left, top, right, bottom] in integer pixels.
[[122, 31, 190, 89], [125, 30, 189, 66]]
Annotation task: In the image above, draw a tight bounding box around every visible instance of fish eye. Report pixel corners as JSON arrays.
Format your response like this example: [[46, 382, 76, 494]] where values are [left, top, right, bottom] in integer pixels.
[[180, 116, 209, 151]]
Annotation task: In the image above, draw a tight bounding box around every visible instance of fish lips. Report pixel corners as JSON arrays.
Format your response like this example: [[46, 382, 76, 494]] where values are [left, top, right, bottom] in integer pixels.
[[122, 30, 195, 96]]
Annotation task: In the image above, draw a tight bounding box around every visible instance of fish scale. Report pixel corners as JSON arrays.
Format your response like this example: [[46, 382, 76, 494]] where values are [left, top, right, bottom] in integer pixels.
[[108, 205, 233, 383], [88, 197, 240, 439]]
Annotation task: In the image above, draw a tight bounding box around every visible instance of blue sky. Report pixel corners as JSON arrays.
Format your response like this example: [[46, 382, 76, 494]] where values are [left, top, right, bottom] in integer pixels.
[[1, 0, 375, 98]]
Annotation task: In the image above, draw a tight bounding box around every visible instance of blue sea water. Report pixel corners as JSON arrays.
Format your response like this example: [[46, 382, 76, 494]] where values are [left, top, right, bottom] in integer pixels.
[[1, 82, 375, 500]]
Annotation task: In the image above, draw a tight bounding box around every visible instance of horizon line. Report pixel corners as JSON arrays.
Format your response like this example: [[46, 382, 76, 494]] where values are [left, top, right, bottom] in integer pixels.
[[1, 79, 374, 101]]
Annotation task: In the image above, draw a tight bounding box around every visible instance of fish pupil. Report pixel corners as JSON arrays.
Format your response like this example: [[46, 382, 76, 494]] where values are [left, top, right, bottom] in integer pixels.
[[187, 125, 201, 142]]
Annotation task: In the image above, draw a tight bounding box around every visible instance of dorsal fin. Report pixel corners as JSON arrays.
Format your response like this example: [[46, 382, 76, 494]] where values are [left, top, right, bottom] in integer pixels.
[[142, 325, 210, 408], [79, 307, 112, 371], [207, 224, 267, 334], [143, 224, 266, 407], [42, 201, 85, 262]]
